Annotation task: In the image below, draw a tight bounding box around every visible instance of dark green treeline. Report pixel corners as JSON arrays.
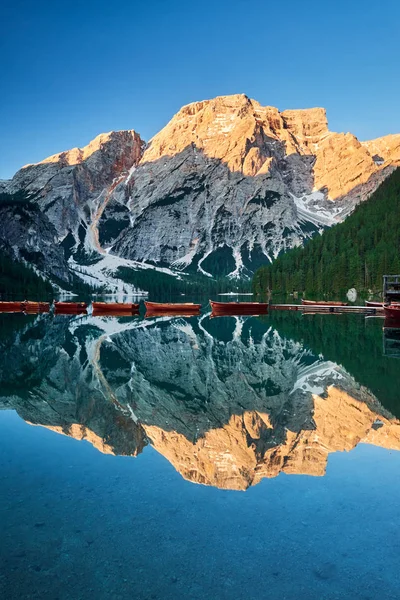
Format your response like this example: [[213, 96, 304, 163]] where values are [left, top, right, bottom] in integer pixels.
[[267, 311, 400, 418], [252, 168, 400, 296], [0, 252, 53, 299]]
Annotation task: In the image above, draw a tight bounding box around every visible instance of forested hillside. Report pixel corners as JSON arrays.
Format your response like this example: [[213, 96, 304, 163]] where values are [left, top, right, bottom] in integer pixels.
[[253, 168, 400, 296], [0, 250, 53, 299], [116, 267, 251, 297]]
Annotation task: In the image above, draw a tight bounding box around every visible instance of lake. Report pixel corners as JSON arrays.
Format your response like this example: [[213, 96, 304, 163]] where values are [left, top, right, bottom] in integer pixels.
[[1, 308, 400, 599]]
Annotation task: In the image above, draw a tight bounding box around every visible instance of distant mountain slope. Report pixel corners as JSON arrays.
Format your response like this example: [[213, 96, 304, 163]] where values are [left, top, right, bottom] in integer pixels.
[[1, 94, 400, 290], [252, 168, 400, 295]]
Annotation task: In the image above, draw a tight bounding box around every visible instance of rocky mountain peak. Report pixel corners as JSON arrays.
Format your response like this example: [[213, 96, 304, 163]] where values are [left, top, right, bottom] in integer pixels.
[[361, 134, 400, 165], [2, 94, 400, 287], [23, 129, 143, 170], [143, 93, 267, 173], [281, 107, 329, 149]]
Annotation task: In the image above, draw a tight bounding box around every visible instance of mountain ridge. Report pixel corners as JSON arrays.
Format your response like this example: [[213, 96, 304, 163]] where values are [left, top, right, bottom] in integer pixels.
[[2, 94, 400, 291]]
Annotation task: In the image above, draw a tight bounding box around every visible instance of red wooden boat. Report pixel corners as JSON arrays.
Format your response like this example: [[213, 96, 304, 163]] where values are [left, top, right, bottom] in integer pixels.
[[144, 301, 201, 314], [23, 301, 50, 313], [210, 300, 268, 315], [384, 305, 400, 321], [0, 301, 25, 312], [54, 301, 87, 314], [92, 302, 139, 313], [301, 299, 348, 306], [365, 301, 399, 308]]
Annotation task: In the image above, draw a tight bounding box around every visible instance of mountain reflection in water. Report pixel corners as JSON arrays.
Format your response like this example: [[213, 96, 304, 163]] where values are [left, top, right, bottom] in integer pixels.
[[0, 311, 399, 491]]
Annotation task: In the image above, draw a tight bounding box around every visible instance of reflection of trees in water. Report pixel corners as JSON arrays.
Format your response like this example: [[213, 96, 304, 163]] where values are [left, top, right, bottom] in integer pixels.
[[268, 311, 400, 417], [383, 323, 400, 359]]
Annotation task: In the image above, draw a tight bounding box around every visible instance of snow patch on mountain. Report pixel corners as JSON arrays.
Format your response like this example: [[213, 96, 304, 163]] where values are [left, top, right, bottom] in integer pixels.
[[291, 361, 344, 396], [292, 191, 345, 227], [69, 253, 183, 296]]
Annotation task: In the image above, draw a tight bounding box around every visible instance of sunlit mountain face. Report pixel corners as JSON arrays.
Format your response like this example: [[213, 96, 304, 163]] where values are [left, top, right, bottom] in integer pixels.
[[2, 95, 400, 292], [1, 310, 399, 491]]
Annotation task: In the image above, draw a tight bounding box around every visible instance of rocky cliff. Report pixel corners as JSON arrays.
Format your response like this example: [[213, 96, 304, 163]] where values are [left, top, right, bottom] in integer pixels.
[[2, 131, 145, 291], [2, 95, 399, 286], [1, 312, 399, 490], [6, 130, 144, 248], [0, 193, 71, 284]]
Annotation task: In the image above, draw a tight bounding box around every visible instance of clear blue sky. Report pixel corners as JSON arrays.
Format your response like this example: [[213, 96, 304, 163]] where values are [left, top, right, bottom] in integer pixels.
[[1, 0, 399, 179]]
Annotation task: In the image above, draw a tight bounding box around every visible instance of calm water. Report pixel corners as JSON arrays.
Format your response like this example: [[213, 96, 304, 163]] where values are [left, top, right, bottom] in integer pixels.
[[1, 308, 400, 599]]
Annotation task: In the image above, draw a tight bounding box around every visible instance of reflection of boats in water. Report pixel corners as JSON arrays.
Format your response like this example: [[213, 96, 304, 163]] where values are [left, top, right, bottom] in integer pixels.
[[0, 301, 24, 312], [92, 302, 139, 316], [384, 305, 400, 321], [301, 306, 343, 316], [93, 309, 140, 317], [383, 318, 400, 358], [145, 311, 200, 318], [302, 299, 348, 306], [210, 300, 268, 316], [144, 301, 201, 315], [54, 301, 87, 314], [24, 301, 50, 313], [0, 301, 50, 313]]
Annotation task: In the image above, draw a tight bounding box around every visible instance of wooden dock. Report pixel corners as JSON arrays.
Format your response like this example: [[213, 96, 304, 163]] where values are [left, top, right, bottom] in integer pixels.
[[269, 304, 384, 314]]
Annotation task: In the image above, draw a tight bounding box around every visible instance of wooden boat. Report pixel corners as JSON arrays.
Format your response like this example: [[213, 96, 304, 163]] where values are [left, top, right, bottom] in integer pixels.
[[144, 301, 201, 314], [301, 299, 348, 306], [92, 302, 139, 313], [54, 301, 87, 313], [210, 300, 268, 315], [384, 305, 400, 321], [0, 301, 25, 312], [365, 300, 399, 308], [23, 301, 50, 313]]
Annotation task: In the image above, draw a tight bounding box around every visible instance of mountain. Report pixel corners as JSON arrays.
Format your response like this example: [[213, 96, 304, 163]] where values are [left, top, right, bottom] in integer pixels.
[[1, 312, 400, 490], [1, 131, 146, 294], [252, 167, 400, 296], [111, 96, 399, 279], [0, 191, 71, 287], [2, 94, 400, 290]]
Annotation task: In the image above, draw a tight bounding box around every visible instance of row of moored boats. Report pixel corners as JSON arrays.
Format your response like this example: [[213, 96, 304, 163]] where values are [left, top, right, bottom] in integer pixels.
[[0, 300, 270, 317], [1, 299, 400, 320], [302, 299, 400, 320]]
